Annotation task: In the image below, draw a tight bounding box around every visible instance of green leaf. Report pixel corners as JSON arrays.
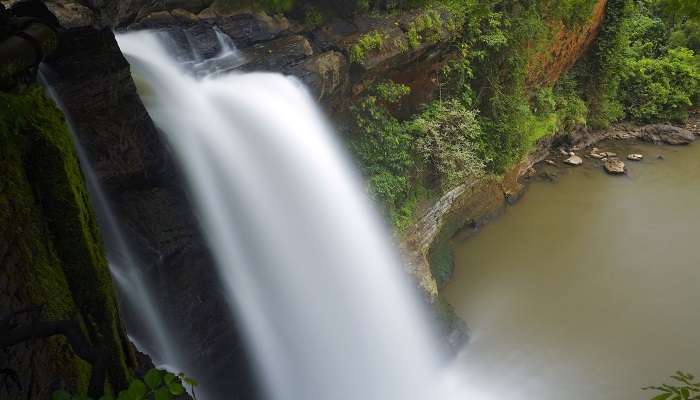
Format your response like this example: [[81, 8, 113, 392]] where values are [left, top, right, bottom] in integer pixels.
[[128, 380, 147, 400], [154, 388, 172, 400], [52, 390, 72, 400], [168, 383, 185, 396], [163, 373, 177, 386], [145, 369, 163, 389], [651, 394, 673, 400], [116, 391, 130, 400]]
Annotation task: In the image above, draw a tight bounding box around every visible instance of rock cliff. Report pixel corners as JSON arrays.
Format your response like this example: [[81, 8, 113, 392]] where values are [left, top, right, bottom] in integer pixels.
[[0, 0, 610, 397], [0, 86, 133, 399]]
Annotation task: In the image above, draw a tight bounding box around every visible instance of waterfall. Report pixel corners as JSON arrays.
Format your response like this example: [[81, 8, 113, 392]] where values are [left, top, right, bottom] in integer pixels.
[[116, 30, 461, 400], [40, 70, 187, 374]]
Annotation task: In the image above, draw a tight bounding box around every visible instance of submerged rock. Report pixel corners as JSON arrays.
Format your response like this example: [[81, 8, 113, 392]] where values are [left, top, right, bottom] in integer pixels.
[[539, 171, 558, 182], [627, 153, 643, 161], [604, 158, 626, 175], [564, 154, 583, 166]]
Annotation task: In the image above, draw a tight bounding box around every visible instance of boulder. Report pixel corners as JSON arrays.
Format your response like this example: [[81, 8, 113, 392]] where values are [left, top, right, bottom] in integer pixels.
[[46, 1, 96, 28], [238, 35, 313, 72], [627, 153, 643, 161], [212, 12, 289, 47], [288, 51, 348, 100], [640, 124, 695, 145], [564, 154, 583, 166], [604, 158, 626, 175]]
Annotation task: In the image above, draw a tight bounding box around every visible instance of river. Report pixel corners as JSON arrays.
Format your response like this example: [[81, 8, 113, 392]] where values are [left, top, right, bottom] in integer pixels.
[[445, 141, 700, 400]]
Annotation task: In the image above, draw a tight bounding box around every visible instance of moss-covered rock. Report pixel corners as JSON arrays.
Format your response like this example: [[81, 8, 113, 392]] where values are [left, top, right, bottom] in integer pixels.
[[0, 86, 133, 398]]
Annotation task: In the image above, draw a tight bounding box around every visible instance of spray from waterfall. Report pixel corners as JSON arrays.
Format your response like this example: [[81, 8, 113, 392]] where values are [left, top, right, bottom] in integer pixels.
[[116, 30, 471, 400]]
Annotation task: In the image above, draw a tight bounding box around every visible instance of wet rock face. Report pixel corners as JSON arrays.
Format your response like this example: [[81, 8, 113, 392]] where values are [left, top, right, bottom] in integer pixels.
[[46, 27, 168, 188], [46, 26, 260, 399]]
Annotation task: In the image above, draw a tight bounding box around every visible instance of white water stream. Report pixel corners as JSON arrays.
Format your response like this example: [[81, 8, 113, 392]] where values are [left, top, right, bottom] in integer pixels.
[[116, 30, 466, 400]]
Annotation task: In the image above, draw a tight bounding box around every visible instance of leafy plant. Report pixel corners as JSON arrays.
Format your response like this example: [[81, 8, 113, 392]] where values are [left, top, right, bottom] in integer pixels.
[[350, 82, 415, 225], [644, 371, 700, 400], [408, 100, 486, 190], [620, 47, 700, 122], [349, 31, 384, 64], [406, 9, 443, 48], [52, 369, 197, 400]]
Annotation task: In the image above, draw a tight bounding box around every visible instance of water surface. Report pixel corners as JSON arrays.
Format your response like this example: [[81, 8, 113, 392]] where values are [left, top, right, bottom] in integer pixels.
[[445, 141, 700, 400]]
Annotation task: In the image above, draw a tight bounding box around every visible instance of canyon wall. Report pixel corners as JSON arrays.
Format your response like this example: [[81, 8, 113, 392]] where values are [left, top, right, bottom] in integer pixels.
[[1, 0, 607, 397], [0, 87, 133, 399]]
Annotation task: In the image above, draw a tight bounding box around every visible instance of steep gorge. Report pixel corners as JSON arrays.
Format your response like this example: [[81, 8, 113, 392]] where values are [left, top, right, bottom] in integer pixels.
[[0, 0, 612, 397]]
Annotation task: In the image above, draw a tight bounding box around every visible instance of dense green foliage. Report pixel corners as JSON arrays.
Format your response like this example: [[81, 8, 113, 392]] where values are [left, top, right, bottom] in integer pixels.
[[350, 82, 490, 229], [350, 82, 416, 228], [409, 100, 485, 190], [53, 369, 196, 400], [572, 0, 700, 126], [343, 0, 699, 229], [226, 0, 697, 228]]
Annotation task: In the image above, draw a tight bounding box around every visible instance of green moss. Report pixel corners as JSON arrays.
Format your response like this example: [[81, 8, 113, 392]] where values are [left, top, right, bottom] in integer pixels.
[[0, 86, 132, 394], [350, 31, 384, 64]]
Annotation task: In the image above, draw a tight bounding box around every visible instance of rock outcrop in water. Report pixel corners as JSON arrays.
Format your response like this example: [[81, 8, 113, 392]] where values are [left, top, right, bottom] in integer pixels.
[[603, 158, 626, 175], [639, 124, 696, 145]]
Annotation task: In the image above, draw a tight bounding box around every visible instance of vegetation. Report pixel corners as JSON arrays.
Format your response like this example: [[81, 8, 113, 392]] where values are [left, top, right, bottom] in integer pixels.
[[406, 9, 443, 49], [350, 31, 384, 64], [408, 100, 485, 190], [52, 369, 196, 400], [342, 0, 699, 230], [1, 86, 133, 395], [644, 371, 700, 400]]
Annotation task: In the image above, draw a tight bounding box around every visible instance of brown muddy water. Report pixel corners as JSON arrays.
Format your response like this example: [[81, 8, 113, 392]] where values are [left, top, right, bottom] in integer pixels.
[[444, 141, 700, 400]]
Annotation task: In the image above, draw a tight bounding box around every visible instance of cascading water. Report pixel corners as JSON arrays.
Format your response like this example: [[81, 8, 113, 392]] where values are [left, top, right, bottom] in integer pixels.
[[116, 30, 465, 400], [40, 71, 186, 374]]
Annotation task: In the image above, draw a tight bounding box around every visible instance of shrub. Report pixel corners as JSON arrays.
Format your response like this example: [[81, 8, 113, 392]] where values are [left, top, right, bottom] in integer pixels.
[[408, 100, 486, 190], [575, 0, 633, 128], [350, 83, 415, 224], [620, 47, 700, 122], [406, 9, 443, 48], [349, 31, 384, 64]]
